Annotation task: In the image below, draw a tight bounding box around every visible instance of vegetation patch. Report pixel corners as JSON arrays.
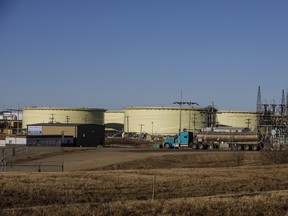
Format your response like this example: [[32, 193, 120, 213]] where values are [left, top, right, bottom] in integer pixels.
[[1, 163, 288, 215]]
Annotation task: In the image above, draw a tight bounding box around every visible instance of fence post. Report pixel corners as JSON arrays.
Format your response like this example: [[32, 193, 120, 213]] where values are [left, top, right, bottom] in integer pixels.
[[62, 159, 64, 172], [152, 174, 156, 201], [38, 163, 41, 172], [2, 148, 5, 172]]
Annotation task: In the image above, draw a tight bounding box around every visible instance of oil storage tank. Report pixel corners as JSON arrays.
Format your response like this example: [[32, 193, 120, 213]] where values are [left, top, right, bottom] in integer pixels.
[[123, 107, 208, 134], [216, 110, 258, 131], [22, 107, 106, 129], [104, 110, 125, 132]]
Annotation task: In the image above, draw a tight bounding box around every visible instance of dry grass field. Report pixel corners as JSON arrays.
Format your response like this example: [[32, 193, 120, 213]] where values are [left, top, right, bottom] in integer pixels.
[[1, 149, 288, 215]]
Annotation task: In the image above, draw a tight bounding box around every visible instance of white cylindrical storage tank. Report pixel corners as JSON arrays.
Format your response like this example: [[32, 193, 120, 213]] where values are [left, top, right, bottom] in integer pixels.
[[22, 107, 106, 129], [104, 110, 125, 131], [123, 107, 207, 134], [216, 110, 258, 131]]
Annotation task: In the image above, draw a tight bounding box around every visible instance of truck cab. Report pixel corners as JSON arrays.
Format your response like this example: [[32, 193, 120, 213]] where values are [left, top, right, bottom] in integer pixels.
[[163, 131, 193, 149]]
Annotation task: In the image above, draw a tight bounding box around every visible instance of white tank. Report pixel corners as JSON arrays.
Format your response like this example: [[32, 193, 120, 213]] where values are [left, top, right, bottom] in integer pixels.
[[22, 107, 106, 128], [216, 110, 258, 131], [123, 107, 207, 134], [104, 110, 125, 131], [104, 111, 124, 125]]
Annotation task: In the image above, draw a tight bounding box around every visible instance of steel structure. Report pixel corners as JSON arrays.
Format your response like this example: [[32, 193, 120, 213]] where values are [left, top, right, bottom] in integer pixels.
[[256, 86, 288, 147]]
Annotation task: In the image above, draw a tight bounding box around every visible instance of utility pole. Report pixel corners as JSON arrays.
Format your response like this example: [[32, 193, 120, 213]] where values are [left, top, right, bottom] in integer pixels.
[[257, 86, 262, 113], [185, 101, 199, 131], [246, 118, 251, 129], [139, 124, 144, 133], [174, 92, 199, 132], [65, 116, 70, 124], [192, 113, 197, 133], [139, 124, 145, 140], [49, 114, 55, 123], [17, 103, 20, 134], [281, 89, 285, 114], [126, 116, 129, 132]]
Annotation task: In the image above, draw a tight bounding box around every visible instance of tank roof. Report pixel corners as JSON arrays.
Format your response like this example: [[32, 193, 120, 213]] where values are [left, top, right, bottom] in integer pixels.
[[123, 106, 208, 111], [218, 110, 257, 114], [105, 110, 124, 113], [27, 123, 104, 127], [22, 107, 106, 112]]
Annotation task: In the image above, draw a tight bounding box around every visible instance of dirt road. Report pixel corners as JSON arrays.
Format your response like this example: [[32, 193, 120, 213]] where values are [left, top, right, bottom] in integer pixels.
[[13, 147, 261, 171], [17, 147, 203, 171]]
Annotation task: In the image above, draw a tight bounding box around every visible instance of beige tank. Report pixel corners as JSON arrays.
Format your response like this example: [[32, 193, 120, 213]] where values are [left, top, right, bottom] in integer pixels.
[[123, 107, 207, 134], [22, 107, 106, 129], [216, 110, 258, 131], [104, 110, 125, 131], [104, 111, 124, 125], [196, 132, 260, 142]]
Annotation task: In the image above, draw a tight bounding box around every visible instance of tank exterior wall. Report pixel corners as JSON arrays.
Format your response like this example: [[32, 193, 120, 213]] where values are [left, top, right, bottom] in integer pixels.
[[124, 107, 207, 134], [22, 108, 106, 129], [216, 111, 258, 131], [104, 111, 125, 131], [104, 111, 124, 124]]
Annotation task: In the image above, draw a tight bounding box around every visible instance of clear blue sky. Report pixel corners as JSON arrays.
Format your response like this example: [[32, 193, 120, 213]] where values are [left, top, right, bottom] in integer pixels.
[[1, 0, 287, 111]]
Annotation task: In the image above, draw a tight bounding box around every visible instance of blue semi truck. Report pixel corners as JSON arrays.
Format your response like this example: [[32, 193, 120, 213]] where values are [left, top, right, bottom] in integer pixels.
[[163, 131, 263, 150], [163, 131, 194, 149]]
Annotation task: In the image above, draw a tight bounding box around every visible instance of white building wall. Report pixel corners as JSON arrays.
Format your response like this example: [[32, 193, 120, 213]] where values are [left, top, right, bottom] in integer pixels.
[[6, 137, 27, 145]]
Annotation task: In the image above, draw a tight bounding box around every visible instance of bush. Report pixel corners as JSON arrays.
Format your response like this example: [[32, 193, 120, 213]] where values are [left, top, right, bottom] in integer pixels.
[[105, 138, 152, 147], [261, 149, 288, 164]]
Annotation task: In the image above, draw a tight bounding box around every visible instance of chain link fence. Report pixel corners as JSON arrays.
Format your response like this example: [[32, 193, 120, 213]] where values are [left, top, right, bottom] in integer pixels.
[[1, 161, 64, 172], [1, 143, 64, 172]]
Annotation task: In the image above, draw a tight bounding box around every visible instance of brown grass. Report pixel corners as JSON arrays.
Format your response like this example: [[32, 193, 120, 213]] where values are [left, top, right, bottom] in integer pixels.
[[1, 162, 288, 215], [105, 137, 154, 148], [94, 151, 263, 170]]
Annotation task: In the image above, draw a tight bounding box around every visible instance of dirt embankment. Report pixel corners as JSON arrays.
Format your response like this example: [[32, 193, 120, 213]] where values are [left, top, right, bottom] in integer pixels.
[[13, 147, 284, 171]]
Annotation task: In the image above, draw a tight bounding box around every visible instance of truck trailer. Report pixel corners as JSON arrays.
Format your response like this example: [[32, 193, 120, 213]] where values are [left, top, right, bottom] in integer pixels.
[[163, 131, 263, 151]]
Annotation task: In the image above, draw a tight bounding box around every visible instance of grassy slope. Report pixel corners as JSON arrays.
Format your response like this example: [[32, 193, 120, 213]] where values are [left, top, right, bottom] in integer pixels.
[[94, 151, 262, 170], [2, 152, 288, 215]]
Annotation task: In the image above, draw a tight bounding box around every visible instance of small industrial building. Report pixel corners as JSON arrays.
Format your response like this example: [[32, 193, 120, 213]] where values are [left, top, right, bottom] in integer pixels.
[[27, 123, 105, 147]]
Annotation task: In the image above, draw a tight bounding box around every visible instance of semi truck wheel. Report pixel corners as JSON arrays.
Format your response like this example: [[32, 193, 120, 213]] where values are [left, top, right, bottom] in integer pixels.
[[164, 143, 170, 149], [208, 144, 214, 150], [252, 145, 259, 151], [198, 144, 204, 150], [191, 143, 198, 149], [237, 145, 243, 151], [244, 145, 251, 151]]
